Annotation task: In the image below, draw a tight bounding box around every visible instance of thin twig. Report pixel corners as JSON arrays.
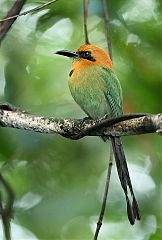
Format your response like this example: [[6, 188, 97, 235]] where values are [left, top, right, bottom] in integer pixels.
[[102, 0, 113, 60], [83, 0, 90, 44], [0, 173, 14, 240], [0, 0, 59, 23], [94, 146, 113, 240], [94, 2, 113, 238], [0, 0, 27, 43]]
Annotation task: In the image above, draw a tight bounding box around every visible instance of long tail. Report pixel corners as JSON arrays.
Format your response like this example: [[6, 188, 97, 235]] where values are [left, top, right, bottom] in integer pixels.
[[110, 137, 140, 225]]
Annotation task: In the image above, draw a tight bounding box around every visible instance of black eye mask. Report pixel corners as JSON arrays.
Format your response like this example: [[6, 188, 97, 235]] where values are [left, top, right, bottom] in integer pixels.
[[78, 51, 96, 62]]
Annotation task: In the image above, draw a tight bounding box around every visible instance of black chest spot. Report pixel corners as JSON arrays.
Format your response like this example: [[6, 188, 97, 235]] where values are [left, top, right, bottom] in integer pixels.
[[69, 69, 74, 77]]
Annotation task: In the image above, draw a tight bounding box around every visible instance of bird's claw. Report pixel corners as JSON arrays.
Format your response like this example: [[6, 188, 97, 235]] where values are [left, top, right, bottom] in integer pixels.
[[82, 116, 92, 123], [101, 114, 109, 120]]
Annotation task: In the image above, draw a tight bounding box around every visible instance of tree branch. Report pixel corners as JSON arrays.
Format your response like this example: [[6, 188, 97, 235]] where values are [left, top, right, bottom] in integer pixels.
[[0, 0, 27, 43], [0, 106, 161, 139], [0, 0, 59, 24]]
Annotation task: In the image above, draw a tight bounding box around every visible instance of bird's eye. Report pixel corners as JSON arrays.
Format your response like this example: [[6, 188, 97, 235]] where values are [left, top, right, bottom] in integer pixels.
[[82, 51, 91, 58], [78, 51, 96, 62]]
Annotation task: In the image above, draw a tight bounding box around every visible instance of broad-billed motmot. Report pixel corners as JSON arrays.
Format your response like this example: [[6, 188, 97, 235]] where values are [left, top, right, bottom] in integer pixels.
[[56, 44, 140, 225]]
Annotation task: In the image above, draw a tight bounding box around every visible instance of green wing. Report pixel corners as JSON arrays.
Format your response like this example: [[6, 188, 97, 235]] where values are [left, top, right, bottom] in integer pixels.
[[102, 67, 123, 117]]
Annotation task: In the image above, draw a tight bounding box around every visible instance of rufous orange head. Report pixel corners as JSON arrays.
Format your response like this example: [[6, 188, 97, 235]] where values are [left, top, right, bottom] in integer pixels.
[[56, 44, 113, 70]]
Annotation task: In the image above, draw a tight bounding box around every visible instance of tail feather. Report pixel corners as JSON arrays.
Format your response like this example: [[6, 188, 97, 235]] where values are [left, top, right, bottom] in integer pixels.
[[111, 137, 140, 224], [126, 196, 135, 225]]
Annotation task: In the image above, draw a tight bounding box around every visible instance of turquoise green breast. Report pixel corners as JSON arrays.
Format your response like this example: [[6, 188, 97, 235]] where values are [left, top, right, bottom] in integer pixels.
[[68, 66, 122, 119]]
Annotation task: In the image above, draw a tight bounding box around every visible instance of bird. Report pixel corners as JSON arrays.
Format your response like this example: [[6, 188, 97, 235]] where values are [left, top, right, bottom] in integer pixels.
[[55, 44, 140, 224]]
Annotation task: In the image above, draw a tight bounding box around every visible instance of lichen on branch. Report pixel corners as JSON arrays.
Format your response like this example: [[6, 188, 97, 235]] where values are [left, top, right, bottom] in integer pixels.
[[0, 105, 161, 139]]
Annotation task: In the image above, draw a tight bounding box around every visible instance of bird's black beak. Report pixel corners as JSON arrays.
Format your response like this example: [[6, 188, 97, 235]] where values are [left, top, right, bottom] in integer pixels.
[[55, 50, 79, 59]]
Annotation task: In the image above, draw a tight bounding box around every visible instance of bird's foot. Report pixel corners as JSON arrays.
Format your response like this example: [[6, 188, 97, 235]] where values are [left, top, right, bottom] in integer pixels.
[[81, 116, 92, 123], [101, 114, 109, 120]]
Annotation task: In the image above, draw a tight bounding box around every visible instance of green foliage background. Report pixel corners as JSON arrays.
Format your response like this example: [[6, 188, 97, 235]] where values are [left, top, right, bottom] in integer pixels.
[[0, 0, 162, 239]]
